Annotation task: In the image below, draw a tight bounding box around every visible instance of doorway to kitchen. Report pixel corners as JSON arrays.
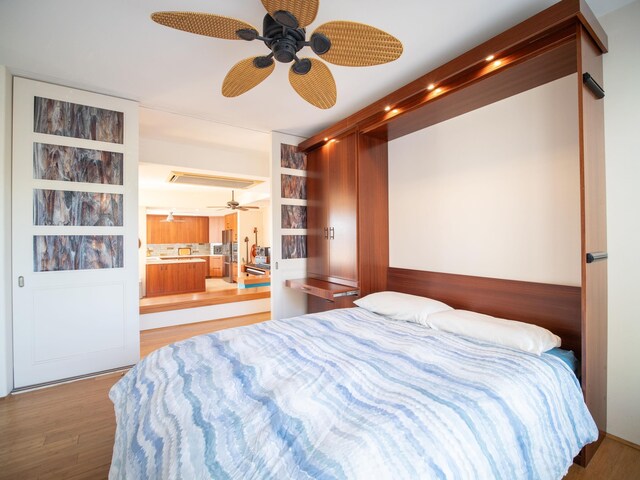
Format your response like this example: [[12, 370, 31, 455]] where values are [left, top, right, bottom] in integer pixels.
[[138, 162, 271, 330]]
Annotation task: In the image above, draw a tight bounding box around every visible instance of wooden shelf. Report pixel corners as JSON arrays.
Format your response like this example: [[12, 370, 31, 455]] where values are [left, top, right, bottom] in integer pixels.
[[286, 278, 359, 302]]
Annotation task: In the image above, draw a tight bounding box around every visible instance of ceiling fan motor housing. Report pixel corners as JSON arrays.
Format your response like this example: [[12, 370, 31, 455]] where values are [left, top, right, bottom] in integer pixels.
[[263, 14, 306, 64]]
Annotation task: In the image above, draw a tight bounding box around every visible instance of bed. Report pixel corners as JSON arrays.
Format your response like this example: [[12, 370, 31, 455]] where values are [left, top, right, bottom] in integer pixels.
[[109, 306, 597, 479]]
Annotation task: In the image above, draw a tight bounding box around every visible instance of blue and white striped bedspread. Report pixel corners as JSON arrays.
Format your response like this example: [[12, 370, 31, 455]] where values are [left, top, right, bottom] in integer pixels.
[[109, 307, 597, 479]]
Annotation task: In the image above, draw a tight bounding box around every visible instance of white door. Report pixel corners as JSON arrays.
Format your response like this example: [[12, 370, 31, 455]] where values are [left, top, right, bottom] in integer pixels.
[[12, 78, 139, 388], [270, 132, 308, 320]]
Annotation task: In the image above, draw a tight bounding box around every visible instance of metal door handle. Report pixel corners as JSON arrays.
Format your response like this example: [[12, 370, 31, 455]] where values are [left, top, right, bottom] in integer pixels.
[[18, 276, 24, 287], [324, 227, 329, 239], [329, 227, 335, 239]]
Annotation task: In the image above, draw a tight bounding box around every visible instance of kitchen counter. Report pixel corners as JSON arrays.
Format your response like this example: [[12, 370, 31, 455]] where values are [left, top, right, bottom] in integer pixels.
[[146, 257, 207, 265]]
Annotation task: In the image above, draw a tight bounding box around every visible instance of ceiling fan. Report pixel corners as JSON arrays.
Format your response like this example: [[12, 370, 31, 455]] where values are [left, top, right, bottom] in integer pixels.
[[208, 191, 260, 211], [151, 0, 403, 109], [160, 211, 186, 223]]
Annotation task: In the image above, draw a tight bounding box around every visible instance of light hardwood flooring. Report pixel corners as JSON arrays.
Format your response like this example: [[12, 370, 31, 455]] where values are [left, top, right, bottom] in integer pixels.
[[1, 312, 638, 479], [139, 284, 270, 314]]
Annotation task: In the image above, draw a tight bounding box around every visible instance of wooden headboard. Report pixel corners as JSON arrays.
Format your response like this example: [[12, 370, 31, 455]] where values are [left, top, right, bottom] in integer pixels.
[[387, 267, 582, 355]]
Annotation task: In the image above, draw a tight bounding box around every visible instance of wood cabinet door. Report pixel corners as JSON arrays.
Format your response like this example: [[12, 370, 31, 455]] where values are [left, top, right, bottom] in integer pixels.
[[327, 133, 358, 284], [146, 215, 165, 244], [210, 256, 223, 277], [196, 217, 209, 243], [194, 262, 207, 291], [179, 264, 196, 292], [210, 217, 224, 243], [306, 143, 330, 279], [228, 213, 238, 242], [145, 264, 164, 296]]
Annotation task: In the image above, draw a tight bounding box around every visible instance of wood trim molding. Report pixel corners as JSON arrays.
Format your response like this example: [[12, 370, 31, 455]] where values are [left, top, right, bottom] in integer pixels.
[[606, 433, 640, 452], [299, 0, 607, 152]]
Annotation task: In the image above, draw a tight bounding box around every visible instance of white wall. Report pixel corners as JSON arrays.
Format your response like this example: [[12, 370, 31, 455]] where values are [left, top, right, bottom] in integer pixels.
[[0, 66, 12, 397], [388, 75, 581, 286], [270, 132, 307, 320], [140, 298, 271, 330], [140, 137, 269, 178], [600, 0, 640, 446]]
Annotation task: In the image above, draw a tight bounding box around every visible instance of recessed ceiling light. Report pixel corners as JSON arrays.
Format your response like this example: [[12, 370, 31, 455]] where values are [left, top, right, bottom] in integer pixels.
[[493, 60, 502, 67], [434, 88, 442, 94], [384, 106, 391, 112], [486, 55, 495, 61], [324, 137, 329, 141], [391, 109, 399, 114], [427, 84, 435, 91]]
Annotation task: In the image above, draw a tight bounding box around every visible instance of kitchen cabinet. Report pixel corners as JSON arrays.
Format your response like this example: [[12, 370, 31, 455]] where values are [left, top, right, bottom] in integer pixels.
[[147, 215, 209, 244], [209, 217, 225, 243], [210, 256, 223, 277], [145, 261, 207, 297], [224, 213, 238, 242], [194, 256, 210, 276]]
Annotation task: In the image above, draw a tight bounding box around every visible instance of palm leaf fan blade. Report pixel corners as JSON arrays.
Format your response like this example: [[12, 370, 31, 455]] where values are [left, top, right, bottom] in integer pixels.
[[151, 12, 258, 40], [312, 21, 403, 66], [288, 58, 336, 109], [222, 57, 275, 97], [260, 0, 319, 28]]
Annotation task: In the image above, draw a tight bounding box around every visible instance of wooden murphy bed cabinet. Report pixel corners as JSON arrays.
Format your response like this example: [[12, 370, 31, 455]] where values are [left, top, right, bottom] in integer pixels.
[[287, 130, 389, 313], [290, 0, 608, 466], [307, 133, 358, 287]]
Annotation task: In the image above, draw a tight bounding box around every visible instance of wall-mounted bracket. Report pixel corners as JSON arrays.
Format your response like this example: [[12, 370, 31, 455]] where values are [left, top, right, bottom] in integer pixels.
[[586, 251, 608, 263]]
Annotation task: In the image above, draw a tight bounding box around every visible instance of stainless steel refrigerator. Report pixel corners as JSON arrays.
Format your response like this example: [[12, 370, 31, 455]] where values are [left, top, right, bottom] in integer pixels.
[[222, 229, 236, 283]]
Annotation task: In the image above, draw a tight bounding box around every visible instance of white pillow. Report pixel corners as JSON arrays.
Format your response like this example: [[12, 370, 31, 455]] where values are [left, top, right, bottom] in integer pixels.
[[354, 291, 452, 326], [427, 310, 561, 355]]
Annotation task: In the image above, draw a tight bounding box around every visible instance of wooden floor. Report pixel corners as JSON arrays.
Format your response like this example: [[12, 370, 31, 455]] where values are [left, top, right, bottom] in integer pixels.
[[1, 311, 639, 479], [139, 285, 270, 314]]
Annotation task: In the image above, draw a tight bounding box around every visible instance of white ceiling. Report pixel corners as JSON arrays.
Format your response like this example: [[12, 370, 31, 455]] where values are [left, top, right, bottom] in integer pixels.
[[0, 0, 627, 139], [138, 161, 270, 215]]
